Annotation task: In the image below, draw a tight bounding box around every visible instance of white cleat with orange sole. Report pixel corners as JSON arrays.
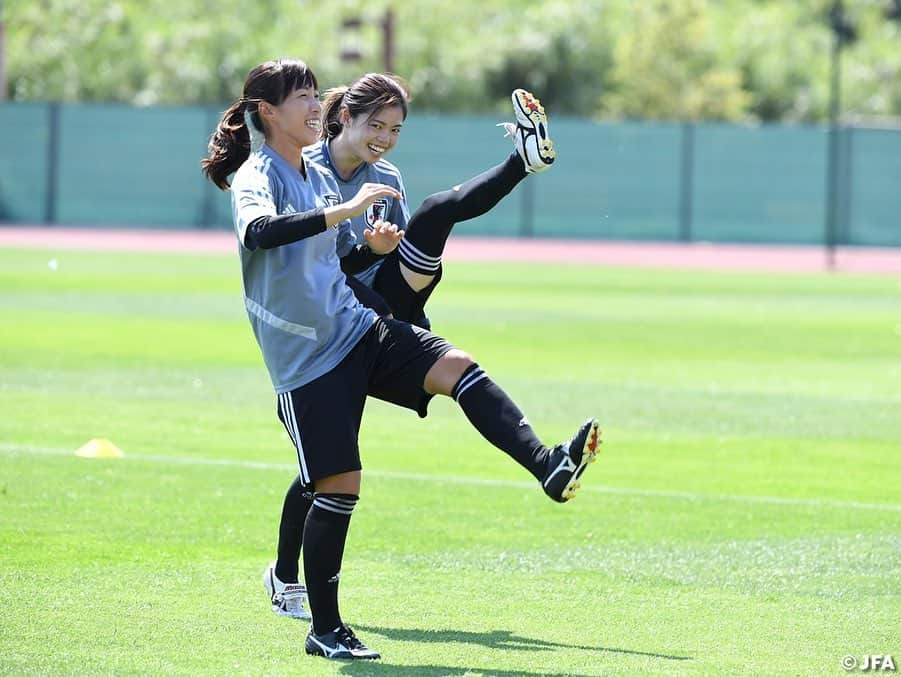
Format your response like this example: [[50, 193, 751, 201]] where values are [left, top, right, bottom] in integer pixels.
[[499, 88, 556, 174]]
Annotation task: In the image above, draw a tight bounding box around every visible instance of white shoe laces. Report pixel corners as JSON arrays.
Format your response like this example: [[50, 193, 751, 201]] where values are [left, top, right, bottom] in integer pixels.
[[497, 122, 517, 138]]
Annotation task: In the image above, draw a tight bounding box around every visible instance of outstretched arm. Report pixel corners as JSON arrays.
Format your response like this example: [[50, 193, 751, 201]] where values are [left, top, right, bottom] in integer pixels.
[[244, 209, 327, 249], [244, 183, 404, 250], [325, 183, 403, 227]]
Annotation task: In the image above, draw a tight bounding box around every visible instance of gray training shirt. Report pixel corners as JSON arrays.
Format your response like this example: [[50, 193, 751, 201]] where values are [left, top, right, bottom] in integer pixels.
[[231, 145, 377, 393], [304, 140, 410, 287]]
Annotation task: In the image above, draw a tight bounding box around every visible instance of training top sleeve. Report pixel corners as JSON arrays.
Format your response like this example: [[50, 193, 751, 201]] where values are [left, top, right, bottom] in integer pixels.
[[244, 210, 327, 250], [340, 244, 384, 274], [232, 164, 279, 247]]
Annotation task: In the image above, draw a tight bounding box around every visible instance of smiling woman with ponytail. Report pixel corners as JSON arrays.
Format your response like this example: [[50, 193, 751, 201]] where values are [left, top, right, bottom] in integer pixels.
[[198, 58, 406, 661], [202, 58, 319, 190]]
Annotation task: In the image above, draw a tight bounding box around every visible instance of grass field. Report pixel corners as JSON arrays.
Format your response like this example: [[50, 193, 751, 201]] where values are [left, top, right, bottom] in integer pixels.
[[1, 247, 898, 676]]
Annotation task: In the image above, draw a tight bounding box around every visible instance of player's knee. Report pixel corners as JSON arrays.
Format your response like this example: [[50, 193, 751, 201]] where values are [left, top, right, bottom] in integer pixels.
[[424, 349, 474, 395], [419, 193, 445, 214], [418, 191, 456, 221], [314, 470, 361, 495], [444, 348, 474, 371]]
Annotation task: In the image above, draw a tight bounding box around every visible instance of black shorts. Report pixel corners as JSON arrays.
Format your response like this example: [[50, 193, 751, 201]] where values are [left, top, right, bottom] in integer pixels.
[[276, 317, 454, 483], [348, 253, 442, 330]]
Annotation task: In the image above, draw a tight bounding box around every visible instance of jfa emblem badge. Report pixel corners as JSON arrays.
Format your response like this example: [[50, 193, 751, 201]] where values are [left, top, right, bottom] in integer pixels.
[[365, 199, 388, 227], [323, 194, 341, 207]]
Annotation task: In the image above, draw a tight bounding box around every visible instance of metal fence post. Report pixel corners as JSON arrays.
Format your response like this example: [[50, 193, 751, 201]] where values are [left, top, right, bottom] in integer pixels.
[[838, 126, 853, 245], [678, 121, 695, 242], [824, 0, 853, 268], [45, 102, 60, 224]]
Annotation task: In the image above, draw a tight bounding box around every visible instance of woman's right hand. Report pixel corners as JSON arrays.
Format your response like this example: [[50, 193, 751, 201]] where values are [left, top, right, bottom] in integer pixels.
[[324, 183, 403, 228], [344, 183, 403, 218]]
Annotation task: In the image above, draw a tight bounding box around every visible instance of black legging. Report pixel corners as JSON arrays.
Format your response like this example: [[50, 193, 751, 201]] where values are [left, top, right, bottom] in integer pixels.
[[367, 152, 529, 326], [401, 151, 528, 261]]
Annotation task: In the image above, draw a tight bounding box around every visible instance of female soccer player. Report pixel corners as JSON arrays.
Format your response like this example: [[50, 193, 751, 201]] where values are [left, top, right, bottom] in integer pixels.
[[203, 57, 599, 661], [309, 72, 555, 330], [264, 74, 561, 623]]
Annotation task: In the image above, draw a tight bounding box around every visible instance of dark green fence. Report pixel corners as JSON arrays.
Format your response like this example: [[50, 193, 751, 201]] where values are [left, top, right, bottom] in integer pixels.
[[2, 102, 899, 245]]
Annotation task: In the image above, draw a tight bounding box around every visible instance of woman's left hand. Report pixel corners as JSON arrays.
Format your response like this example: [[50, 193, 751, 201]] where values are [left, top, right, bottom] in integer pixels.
[[364, 220, 404, 255]]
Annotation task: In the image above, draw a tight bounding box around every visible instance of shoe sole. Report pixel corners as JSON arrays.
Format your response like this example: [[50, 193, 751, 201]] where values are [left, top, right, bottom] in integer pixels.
[[560, 419, 602, 501], [305, 646, 380, 660], [264, 564, 311, 619], [512, 89, 555, 166], [305, 651, 380, 660], [272, 604, 311, 620]]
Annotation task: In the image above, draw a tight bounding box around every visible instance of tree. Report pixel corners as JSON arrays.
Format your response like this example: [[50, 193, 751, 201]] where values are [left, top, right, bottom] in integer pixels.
[[5, 0, 901, 121], [600, 0, 751, 121]]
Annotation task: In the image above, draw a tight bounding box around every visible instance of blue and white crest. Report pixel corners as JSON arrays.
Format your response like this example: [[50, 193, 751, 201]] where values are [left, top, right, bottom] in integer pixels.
[[365, 199, 389, 227]]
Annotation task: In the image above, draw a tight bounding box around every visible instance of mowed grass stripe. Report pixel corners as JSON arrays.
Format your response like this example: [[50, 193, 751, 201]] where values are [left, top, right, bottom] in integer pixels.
[[3, 443, 899, 513]]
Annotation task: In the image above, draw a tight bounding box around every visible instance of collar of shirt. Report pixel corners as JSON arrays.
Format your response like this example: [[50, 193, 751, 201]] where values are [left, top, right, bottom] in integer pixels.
[[262, 144, 309, 181]]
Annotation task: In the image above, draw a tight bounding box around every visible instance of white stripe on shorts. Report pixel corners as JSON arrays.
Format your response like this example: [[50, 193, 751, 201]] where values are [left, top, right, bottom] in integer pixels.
[[280, 391, 311, 485], [279, 393, 296, 446]]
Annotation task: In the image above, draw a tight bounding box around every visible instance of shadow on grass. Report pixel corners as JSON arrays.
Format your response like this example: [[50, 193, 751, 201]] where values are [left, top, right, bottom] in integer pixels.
[[338, 663, 597, 676], [348, 625, 692, 666]]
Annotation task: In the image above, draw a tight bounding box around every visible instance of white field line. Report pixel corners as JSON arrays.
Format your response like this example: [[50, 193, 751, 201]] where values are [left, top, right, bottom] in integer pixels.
[[2, 442, 899, 513]]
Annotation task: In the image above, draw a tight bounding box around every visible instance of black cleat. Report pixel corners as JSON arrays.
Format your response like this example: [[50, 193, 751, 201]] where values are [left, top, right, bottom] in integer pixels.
[[542, 418, 602, 502], [305, 624, 381, 660]]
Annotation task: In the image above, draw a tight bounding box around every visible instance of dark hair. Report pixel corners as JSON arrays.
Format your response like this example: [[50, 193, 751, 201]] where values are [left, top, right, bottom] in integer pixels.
[[321, 72, 410, 141], [201, 58, 318, 190]]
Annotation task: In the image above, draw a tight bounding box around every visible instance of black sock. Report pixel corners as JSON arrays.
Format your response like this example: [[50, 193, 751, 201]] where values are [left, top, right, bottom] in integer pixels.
[[303, 493, 359, 635], [399, 153, 527, 274], [451, 363, 550, 480], [274, 475, 314, 583]]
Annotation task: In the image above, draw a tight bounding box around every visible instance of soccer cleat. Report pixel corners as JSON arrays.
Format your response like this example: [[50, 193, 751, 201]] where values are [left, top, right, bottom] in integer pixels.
[[262, 561, 311, 620], [499, 88, 556, 174], [541, 418, 602, 502], [305, 624, 381, 660]]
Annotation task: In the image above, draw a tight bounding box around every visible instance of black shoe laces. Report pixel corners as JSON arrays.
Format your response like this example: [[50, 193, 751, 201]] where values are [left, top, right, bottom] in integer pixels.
[[338, 625, 366, 651]]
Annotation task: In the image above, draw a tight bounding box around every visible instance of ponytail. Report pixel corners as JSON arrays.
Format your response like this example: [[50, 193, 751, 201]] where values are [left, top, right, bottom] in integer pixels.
[[201, 100, 252, 191], [201, 57, 319, 190], [320, 86, 349, 141]]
